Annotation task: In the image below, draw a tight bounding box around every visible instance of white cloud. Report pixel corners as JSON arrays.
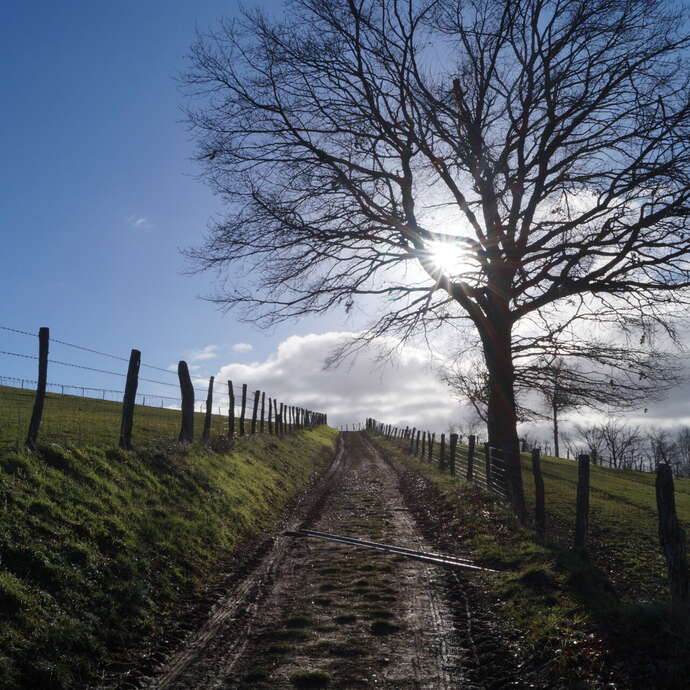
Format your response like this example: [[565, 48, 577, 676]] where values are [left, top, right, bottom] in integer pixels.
[[213, 331, 459, 430], [126, 215, 152, 229], [189, 345, 219, 362], [232, 343, 253, 353]]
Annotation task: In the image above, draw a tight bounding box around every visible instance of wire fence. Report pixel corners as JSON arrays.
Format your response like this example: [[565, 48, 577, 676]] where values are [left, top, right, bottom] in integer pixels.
[[365, 418, 690, 605], [0, 326, 327, 451], [364, 418, 507, 500]]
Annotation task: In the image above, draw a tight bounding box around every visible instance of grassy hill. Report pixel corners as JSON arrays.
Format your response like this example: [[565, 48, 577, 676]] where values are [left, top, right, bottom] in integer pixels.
[[520, 452, 689, 602], [0, 387, 337, 689], [0, 384, 252, 450]]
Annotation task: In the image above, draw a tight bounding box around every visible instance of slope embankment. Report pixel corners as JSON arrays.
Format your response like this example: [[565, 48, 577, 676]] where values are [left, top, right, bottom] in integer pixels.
[[0, 427, 337, 689]]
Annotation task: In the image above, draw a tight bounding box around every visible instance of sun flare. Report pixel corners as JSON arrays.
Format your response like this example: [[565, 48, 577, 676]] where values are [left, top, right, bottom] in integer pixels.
[[427, 240, 472, 277]]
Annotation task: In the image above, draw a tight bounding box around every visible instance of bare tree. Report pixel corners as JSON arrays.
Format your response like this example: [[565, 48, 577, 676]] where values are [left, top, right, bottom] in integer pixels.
[[440, 357, 539, 425], [185, 0, 690, 517], [675, 426, 690, 476], [599, 418, 643, 469], [455, 405, 485, 440], [528, 351, 675, 458], [444, 347, 676, 458], [574, 423, 606, 465]]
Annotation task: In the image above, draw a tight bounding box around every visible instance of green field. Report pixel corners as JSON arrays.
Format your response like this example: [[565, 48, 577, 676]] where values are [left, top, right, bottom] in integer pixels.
[[0, 388, 337, 689], [398, 432, 686, 602], [0, 384, 271, 450], [372, 432, 690, 686], [519, 452, 688, 602]]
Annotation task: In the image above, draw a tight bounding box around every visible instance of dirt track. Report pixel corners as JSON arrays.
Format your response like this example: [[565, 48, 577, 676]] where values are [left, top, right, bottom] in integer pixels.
[[127, 432, 512, 689]]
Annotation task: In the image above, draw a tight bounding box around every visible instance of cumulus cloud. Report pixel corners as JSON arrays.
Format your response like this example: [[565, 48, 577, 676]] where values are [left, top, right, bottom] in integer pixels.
[[214, 331, 459, 430], [232, 343, 253, 353], [189, 345, 219, 362]]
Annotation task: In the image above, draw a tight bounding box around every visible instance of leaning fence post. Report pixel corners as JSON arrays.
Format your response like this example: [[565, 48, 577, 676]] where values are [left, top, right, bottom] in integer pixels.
[[428, 433, 434, 463], [228, 380, 235, 440], [268, 397, 273, 434], [202, 376, 214, 441], [26, 327, 49, 450], [656, 463, 689, 606], [532, 448, 546, 542], [415, 429, 421, 455], [409, 427, 416, 453], [119, 347, 140, 450], [439, 433, 446, 471], [449, 433, 458, 476], [178, 361, 194, 443], [251, 390, 260, 434], [574, 454, 590, 551], [260, 392, 266, 433]]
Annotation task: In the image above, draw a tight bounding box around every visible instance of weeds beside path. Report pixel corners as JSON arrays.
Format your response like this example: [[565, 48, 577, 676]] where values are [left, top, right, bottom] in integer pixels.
[[0, 427, 336, 689]]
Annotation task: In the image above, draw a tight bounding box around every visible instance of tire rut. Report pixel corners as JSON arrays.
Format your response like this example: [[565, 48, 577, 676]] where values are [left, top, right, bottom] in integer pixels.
[[134, 432, 473, 689]]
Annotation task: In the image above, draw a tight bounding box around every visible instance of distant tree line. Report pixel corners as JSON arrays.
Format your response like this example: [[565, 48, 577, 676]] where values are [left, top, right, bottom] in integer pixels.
[[524, 418, 690, 477]]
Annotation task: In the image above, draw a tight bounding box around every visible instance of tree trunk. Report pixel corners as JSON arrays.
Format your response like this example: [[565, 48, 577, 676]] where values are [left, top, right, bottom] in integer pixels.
[[480, 313, 526, 522]]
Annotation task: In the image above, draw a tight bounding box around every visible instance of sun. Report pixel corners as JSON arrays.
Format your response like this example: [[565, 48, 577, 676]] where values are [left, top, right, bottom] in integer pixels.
[[427, 240, 472, 277]]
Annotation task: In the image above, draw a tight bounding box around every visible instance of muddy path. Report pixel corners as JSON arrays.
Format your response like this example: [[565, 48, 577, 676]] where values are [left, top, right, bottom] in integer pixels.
[[131, 432, 496, 689]]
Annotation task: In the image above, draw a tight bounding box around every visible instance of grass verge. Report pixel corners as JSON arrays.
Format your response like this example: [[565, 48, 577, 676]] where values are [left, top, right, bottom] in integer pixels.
[[369, 432, 690, 688], [0, 426, 337, 689]]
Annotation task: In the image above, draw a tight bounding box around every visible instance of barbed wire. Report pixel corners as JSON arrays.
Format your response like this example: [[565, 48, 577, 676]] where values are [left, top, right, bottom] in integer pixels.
[[0, 375, 181, 401], [0, 350, 258, 402], [0, 324, 179, 375], [1, 325, 314, 408], [0, 374, 260, 408], [0, 350, 36, 360], [0, 350, 185, 388]]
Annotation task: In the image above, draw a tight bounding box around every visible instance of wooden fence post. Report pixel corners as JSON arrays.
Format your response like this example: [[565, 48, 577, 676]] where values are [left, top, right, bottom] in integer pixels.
[[449, 433, 458, 476], [268, 397, 273, 434], [656, 463, 689, 606], [202, 376, 214, 441], [228, 380, 235, 440], [415, 429, 421, 455], [428, 433, 434, 463], [465, 436, 475, 482], [119, 348, 140, 450], [532, 448, 546, 542], [421, 431, 426, 459], [439, 433, 446, 471], [178, 361, 194, 443], [260, 392, 266, 432], [239, 384, 247, 436], [574, 454, 590, 551], [466, 435, 476, 481], [251, 390, 260, 434], [279, 402, 284, 435], [409, 427, 416, 453], [484, 442, 491, 484], [26, 326, 49, 449]]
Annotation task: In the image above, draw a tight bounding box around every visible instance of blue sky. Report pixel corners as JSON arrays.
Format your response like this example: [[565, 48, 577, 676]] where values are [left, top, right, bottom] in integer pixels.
[[4, 2, 688, 437], [1, 1, 370, 412]]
